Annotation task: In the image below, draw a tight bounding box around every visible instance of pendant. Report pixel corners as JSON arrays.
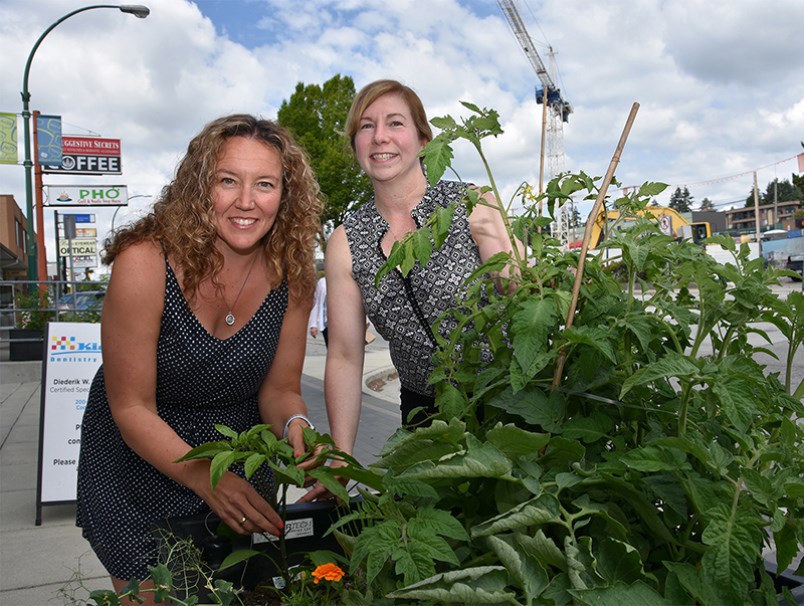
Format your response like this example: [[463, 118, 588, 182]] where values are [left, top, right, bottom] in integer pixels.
[[225, 312, 235, 326]]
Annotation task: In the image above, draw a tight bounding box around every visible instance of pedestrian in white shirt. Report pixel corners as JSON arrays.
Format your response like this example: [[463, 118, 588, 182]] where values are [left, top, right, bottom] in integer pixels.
[[308, 276, 328, 346]]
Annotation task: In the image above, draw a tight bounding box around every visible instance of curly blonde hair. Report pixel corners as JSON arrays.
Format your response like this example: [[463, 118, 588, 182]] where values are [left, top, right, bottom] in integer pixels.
[[104, 115, 323, 301]]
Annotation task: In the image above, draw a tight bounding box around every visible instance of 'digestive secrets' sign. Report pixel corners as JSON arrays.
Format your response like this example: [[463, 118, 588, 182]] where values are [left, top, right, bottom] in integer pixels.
[[37, 322, 102, 520], [42, 136, 122, 175]]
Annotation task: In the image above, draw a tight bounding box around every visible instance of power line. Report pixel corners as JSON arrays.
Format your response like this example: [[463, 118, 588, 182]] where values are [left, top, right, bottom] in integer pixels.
[[615, 154, 800, 194]]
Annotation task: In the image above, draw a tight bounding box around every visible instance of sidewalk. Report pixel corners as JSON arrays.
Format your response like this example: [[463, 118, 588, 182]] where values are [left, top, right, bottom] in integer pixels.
[[0, 334, 398, 605]]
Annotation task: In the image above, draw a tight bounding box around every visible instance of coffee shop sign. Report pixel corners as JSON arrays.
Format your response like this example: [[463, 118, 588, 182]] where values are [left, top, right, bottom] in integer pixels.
[[45, 185, 128, 207]]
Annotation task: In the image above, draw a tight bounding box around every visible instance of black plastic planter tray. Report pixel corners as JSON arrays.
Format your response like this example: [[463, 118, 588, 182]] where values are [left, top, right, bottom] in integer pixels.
[[154, 499, 353, 597]]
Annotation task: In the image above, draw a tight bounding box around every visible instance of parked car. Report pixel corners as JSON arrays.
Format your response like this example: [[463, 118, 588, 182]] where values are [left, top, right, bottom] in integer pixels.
[[57, 290, 106, 312]]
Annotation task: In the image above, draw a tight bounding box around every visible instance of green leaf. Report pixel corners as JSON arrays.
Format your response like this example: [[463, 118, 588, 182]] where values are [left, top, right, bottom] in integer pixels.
[[487, 386, 565, 432], [431, 204, 455, 250], [518, 529, 567, 572], [511, 297, 556, 375], [664, 561, 727, 605], [773, 520, 799, 576], [439, 382, 466, 420], [175, 440, 231, 462], [620, 352, 699, 398], [700, 504, 763, 603], [218, 548, 263, 571], [472, 493, 561, 538], [148, 563, 174, 602], [406, 523, 460, 566], [352, 521, 401, 585], [398, 439, 512, 482], [243, 453, 266, 479], [460, 100, 483, 114], [711, 378, 756, 433], [561, 411, 613, 444], [306, 467, 352, 503], [88, 590, 122, 606], [214, 424, 240, 440], [572, 581, 673, 606], [412, 230, 433, 267], [486, 534, 549, 601], [637, 181, 669, 197], [388, 566, 517, 604], [486, 423, 550, 458], [563, 326, 618, 364], [209, 450, 240, 489], [620, 445, 690, 473], [410, 507, 470, 542], [392, 538, 439, 585], [595, 538, 646, 584], [422, 137, 454, 187]]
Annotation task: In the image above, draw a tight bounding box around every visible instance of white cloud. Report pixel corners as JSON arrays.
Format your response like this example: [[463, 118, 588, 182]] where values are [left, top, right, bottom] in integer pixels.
[[1, 0, 801, 274]]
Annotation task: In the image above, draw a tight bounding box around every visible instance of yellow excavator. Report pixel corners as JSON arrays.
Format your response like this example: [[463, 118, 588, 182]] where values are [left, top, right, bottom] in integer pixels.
[[574, 205, 711, 250]]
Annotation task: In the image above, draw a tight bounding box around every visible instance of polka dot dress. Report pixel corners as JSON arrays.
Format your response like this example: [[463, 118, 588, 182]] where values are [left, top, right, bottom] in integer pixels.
[[76, 256, 287, 580]]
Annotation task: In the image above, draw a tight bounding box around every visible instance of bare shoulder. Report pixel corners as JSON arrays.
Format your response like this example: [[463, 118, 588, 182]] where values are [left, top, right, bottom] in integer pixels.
[[107, 240, 166, 302], [325, 225, 351, 271]]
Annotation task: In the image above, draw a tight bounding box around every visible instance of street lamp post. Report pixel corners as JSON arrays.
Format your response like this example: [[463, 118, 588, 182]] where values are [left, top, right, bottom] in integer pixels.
[[21, 4, 150, 280]]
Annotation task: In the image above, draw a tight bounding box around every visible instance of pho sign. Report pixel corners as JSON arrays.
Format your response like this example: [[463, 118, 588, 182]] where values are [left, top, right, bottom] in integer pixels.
[[43, 136, 122, 175], [46, 185, 127, 207]]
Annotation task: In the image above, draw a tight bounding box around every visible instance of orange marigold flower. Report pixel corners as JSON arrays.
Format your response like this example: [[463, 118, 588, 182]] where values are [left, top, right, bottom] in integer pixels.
[[312, 563, 345, 584]]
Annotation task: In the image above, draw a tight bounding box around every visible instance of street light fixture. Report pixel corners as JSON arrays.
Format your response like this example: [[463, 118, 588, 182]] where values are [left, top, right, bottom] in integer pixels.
[[20, 4, 150, 280], [111, 194, 152, 233]]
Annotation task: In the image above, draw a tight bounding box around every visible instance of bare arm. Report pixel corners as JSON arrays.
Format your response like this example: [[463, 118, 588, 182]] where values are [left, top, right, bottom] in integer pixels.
[[322, 225, 368, 457], [258, 287, 314, 458], [468, 189, 525, 289], [102, 242, 283, 535]]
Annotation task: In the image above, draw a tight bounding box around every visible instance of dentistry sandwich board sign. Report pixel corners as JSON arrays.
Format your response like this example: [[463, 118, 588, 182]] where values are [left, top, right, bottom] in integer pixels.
[[36, 322, 102, 525]]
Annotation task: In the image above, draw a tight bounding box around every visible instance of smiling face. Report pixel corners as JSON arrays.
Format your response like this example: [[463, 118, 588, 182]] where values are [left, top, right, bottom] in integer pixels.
[[353, 92, 428, 186], [212, 136, 283, 256]]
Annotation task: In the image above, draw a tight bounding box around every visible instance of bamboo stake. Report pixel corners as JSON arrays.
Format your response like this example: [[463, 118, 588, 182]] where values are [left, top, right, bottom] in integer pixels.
[[551, 102, 640, 388]]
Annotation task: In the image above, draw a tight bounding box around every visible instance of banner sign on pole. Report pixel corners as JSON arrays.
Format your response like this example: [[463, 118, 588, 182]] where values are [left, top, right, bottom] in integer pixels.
[[36, 114, 62, 166], [0, 112, 17, 164], [42, 135, 122, 175], [46, 185, 127, 207], [36, 322, 102, 522]]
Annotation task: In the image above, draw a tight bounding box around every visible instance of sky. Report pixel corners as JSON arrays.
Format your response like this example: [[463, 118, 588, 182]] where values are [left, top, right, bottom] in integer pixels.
[[1, 0, 802, 272]]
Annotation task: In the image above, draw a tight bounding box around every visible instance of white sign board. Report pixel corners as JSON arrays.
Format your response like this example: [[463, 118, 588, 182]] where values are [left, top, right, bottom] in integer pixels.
[[46, 185, 128, 207], [58, 238, 97, 257], [37, 322, 102, 515]]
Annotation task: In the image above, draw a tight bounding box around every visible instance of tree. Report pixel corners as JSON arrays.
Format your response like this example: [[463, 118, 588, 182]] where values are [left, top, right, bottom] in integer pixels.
[[744, 177, 800, 207], [277, 75, 373, 252], [790, 173, 804, 199], [668, 186, 693, 212], [698, 197, 714, 211]]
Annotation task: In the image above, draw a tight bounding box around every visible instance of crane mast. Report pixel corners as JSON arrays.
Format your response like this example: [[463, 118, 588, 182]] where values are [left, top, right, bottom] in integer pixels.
[[498, 0, 573, 243]]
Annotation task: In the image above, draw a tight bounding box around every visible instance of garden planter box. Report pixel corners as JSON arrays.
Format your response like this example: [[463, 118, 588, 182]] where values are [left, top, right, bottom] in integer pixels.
[[9, 329, 44, 361], [155, 499, 355, 598]]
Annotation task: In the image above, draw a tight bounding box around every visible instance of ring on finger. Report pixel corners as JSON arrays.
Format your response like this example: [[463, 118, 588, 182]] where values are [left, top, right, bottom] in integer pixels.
[[239, 515, 247, 525]]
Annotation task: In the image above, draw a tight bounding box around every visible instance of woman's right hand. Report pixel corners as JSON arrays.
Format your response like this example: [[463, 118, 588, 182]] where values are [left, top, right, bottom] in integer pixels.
[[198, 470, 285, 537]]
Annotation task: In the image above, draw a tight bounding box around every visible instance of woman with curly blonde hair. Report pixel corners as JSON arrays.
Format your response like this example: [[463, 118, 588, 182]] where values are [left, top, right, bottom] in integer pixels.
[[77, 114, 323, 598]]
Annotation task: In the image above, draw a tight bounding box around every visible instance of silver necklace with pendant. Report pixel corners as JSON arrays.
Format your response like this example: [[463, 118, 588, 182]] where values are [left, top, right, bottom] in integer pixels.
[[222, 252, 260, 327]]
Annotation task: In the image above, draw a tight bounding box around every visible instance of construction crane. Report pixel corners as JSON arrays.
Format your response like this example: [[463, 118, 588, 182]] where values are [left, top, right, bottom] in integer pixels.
[[498, 0, 573, 242]]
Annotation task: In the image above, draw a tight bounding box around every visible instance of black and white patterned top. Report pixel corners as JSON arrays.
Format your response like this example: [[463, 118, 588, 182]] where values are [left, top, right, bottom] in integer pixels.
[[76, 256, 286, 580], [344, 180, 483, 396]]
